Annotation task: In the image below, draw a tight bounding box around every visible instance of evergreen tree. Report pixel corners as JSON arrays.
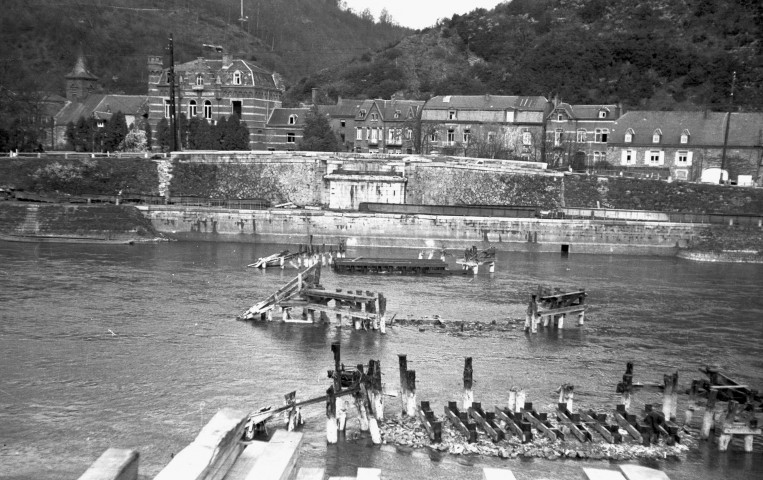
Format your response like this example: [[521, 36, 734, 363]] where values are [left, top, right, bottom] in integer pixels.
[[298, 105, 339, 152], [177, 113, 188, 150], [196, 118, 213, 149], [156, 118, 170, 152], [65, 121, 77, 150], [75, 116, 91, 151], [214, 116, 228, 149], [103, 111, 128, 151], [143, 120, 152, 151], [225, 114, 250, 150], [187, 116, 203, 149]]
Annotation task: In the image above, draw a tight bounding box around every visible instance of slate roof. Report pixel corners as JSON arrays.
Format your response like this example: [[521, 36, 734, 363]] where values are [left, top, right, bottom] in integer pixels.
[[163, 58, 281, 90], [54, 95, 148, 125], [54, 95, 106, 125], [372, 99, 424, 121], [267, 108, 310, 127], [318, 98, 366, 118], [425, 95, 548, 111], [554, 103, 620, 120], [66, 55, 98, 80], [610, 111, 763, 147]]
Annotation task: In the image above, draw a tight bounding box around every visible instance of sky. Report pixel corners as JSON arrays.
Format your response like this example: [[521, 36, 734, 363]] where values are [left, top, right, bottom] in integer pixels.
[[343, 0, 506, 30]]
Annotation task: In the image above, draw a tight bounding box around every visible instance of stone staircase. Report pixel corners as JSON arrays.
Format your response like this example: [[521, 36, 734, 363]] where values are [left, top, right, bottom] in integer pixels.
[[155, 158, 173, 201], [16, 205, 40, 234]]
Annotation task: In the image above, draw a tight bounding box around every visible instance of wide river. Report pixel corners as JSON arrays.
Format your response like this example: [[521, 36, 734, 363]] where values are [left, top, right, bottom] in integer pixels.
[[0, 241, 761, 480]]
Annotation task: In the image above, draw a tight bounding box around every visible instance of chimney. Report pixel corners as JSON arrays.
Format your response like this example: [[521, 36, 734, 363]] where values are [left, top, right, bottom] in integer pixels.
[[337, 95, 343, 105], [222, 52, 232, 66], [312, 88, 318, 105]]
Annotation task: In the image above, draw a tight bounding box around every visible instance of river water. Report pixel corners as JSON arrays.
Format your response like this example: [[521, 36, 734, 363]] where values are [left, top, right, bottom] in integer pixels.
[[0, 241, 761, 480]]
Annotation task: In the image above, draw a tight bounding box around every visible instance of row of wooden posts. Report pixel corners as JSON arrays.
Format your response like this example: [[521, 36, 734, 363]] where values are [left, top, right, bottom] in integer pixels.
[[316, 352, 759, 454]]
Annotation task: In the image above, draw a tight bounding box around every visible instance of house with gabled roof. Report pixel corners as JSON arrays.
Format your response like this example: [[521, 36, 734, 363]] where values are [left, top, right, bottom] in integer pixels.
[[421, 95, 552, 160], [545, 102, 622, 170], [317, 97, 366, 152], [147, 48, 284, 150], [353, 99, 424, 154], [607, 111, 763, 184], [265, 107, 309, 151]]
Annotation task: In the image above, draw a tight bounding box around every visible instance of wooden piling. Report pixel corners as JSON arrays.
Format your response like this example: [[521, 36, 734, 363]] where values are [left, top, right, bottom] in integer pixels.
[[405, 370, 417, 418], [618, 362, 634, 411], [508, 389, 518, 413], [663, 371, 679, 422], [558, 384, 574, 412], [463, 357, 474, 410], [398, 354, 408, 416], [355, 365, 370, 432], [700, 389, 718, 440], [326, 386, 338, 444]]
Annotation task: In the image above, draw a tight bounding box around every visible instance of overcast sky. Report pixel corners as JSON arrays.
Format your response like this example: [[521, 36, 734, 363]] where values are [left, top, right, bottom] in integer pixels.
[[343, 0, 506, 30]]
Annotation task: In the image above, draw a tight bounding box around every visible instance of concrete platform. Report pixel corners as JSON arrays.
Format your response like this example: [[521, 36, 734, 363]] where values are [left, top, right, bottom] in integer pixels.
[[619, 465, 671, 480], [77, 448, 139, 480], [295, 468, 325, 480], [222, 441, 268, 480], [240, 430, 303, 480], [483, 467, 518, 480]]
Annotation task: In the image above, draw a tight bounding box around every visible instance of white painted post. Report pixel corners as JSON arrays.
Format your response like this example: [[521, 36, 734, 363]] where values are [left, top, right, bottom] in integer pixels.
[[488, 262, 495, 273], [744, 434, 754, 452], [578, 310, 585, 326], [337, 398, 348, 432], [558, 314, 565, 329], [472, 264, 479, 275], [369, 417, 382, 445], [508, 389, 517, 413], [516, 390, 526, 412]]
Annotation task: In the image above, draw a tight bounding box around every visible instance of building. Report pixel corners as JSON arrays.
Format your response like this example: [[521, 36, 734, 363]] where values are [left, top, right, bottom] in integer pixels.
[[607, 111, 763, 184], [318, 97, 366, 152], [545, 102, 622, 170], [50, 54, 148, 150], [420, 95, 552, 160], [353, 99, 424, 154], [147, 49, 284, 150], [265, 107, 309, 150]]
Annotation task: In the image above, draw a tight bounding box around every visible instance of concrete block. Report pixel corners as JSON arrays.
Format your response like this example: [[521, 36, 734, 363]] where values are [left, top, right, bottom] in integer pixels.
[[154, 408, 249, 480], [222, 441, 268, 480], [357, 468, 381, 480], [77, 448, 139, 480], [583, 468, 628, 480], [483, 468, 517, 480], [244, 430, 303, 480], [619, 464, 671, 480], [295, 468, 325, 480]]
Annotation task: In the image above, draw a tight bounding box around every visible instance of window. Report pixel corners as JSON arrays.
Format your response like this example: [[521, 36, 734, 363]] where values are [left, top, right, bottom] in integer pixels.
[[358, 109, 366, 118], [388, 128, 395, 142], [624, 128, 634, 143], [675, 150, 692, 166], [463, 129, 471, 143], [487, 132, 496, 143], [621, 149, 636, 165], [675, 170, 688, 180], [505, 111, 515, 123], [356, 128, 362, 140], [448, 110, 457, 120], [370, 127, 378, 143], [96, 120, 105, 128], [394, 110, 401, 119], [196, 74, 204, 86], [232, 101, 242, 117], [593, 152, 602, 164], [340, 120, 346, 127], [370, 113, 378, 121], [557, 114, 563, 121], [554, 129, 563, 146], [522, 131, 532, 146], [164, 99, 171, 118], [680, 129, 690, 144], [232, 71, 241, 85], [647, 150, 664, 165], [406, 128, 412, 140], [652, 129, 662, 143], [288, 114, 297, 125], [447, 129, 455, 144], [577, 129, 587, 143], [595, 128, 608, 143], [598, 110, 608, 118], [430, 131, 437, 142], [287, 132, 295, 143], [188, 100, 197, 117], [203, 101, 212, 119]]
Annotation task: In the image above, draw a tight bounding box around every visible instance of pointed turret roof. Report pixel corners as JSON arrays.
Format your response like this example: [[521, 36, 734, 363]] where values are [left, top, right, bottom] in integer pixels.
[[66, 54, 98, 80]]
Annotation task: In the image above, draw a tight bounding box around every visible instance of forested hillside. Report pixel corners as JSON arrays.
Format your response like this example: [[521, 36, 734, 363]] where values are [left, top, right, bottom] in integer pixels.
[[0, 0, 409, 96], [289, 0, 763, 111]]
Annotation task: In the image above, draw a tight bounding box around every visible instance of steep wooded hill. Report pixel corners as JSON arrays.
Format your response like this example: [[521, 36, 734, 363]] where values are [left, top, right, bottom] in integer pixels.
[[288, 0, 763, 111], [0, 0, 410, 96]]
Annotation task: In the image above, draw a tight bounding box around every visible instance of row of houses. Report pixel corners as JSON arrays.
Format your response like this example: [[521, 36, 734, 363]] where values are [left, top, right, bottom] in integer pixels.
[[47, 49, 763, 185]]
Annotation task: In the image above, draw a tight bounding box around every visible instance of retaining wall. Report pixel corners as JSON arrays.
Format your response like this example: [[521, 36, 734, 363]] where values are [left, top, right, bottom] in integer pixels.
[[139, 206, 705, 255]]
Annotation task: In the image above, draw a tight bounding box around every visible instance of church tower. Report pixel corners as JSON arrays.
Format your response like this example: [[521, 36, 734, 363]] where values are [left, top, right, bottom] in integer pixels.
[[65, 53, 99, 102]]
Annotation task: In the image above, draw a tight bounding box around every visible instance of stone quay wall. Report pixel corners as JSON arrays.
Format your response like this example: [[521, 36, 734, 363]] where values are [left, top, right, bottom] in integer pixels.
[[139, 206, 705, 255]]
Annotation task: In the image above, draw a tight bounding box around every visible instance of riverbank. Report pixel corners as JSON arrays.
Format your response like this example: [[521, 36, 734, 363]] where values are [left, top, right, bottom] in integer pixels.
[[0, 202, 167, 244]]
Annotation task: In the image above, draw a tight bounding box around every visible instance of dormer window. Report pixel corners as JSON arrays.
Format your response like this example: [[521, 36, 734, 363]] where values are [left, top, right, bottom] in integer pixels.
[[370, 113, 378, 121], [557, 114, 564, 121], [394, 110, 401, 119], [598, 109, 608, 118], [233, 71, 242, 85], [652, 129, 662, 143], [288, 114, 297, 125], [448, 110, 457, 120], [624, 128, 634, 143], [358, 109, 367, 118], [196, 74, 204, 86], [680, 129, 690, 144]]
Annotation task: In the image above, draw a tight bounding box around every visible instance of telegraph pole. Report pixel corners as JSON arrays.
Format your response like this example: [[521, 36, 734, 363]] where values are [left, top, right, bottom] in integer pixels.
[[168, 34, 178, 152], [719, 71, 736, 184]]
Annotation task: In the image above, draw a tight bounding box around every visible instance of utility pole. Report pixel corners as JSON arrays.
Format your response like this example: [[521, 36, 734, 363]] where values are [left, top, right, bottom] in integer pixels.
[[168, 33, 179, 152], [719, 71, 736, 184]]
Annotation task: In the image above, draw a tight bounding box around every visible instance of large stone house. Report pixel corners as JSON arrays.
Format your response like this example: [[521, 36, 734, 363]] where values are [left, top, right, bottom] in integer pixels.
[[545, 102, 622, 169], [420, 95, 552, 160], [607, 111, 763, 185], [318, 97, 365, 152], [147, 49, 284, 150], [265, 107, 309, 151], [353, 99, 424, 154]]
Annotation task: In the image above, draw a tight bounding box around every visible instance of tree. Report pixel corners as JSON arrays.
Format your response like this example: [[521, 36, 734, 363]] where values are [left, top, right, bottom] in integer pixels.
[[103, 111, 128, 151], [404, 107, 436, 154], [298, 105, 339, 151], [120, 127, 147, 152], [143, 119, 152, 151], [224, 114, 250, 150]]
